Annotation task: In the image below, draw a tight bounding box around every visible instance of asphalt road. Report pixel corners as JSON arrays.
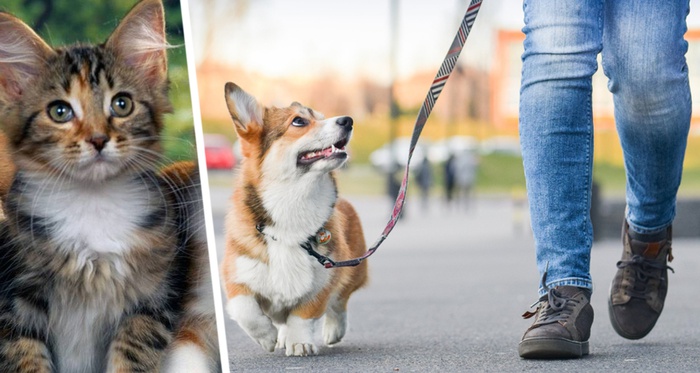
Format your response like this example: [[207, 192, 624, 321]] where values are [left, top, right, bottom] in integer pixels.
[[208, 184, 700, 372]]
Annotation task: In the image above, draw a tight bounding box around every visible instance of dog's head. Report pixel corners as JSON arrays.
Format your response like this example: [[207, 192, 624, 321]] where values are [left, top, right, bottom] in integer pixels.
[[225, 82, 353, 176]]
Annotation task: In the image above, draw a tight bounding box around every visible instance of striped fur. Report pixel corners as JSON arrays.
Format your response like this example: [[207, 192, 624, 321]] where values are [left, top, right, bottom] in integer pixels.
[[221, 83, 368, 356], [0, 1, 218, 372], [0, 133, 14, 211]]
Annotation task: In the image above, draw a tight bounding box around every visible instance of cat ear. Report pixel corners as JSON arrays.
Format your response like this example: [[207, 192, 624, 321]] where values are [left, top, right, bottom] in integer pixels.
[[225, 82, 263, 133], [106, 0, 168, 86], [0, 12, 54, 100]]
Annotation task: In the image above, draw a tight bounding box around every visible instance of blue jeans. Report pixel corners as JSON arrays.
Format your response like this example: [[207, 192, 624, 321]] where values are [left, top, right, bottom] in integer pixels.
[[519, 0, 691, 295]]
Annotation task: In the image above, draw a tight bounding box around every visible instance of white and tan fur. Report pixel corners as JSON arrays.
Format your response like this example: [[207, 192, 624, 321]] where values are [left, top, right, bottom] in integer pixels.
[[221, 83, 368, 356]]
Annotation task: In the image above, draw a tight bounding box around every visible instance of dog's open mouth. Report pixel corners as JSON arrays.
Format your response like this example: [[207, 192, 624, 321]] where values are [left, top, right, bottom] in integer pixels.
[[298, 138, 349, 166]]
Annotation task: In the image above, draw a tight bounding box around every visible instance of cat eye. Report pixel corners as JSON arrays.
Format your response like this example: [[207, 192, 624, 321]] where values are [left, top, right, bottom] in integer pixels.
[[47, 101, 74, 123], [291, 117, 309, 127], [110, 94, 134, 117]]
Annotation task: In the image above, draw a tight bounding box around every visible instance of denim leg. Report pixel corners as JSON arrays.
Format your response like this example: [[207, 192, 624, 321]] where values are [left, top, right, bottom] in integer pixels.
[[520, 0, 603, 295], [602, 0, 691, 234]]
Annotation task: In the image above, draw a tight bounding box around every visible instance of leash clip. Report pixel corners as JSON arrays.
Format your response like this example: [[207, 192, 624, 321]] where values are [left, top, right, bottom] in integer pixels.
[[301, 240, 336, 268]]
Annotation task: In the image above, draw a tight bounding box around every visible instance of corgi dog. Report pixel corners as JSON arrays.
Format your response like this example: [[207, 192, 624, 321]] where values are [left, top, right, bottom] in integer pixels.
[[221, 83, 369, 356]]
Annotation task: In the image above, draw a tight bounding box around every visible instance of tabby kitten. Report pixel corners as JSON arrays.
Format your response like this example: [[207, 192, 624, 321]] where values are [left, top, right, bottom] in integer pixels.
[[0, 0, 219, 372]]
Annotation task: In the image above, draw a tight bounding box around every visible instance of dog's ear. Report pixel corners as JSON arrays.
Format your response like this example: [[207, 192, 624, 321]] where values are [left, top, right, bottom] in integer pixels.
[[225, 82, 263, 133]]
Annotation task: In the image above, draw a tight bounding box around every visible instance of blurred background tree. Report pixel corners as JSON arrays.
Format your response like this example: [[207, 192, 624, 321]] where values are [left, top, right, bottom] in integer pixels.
[[0, 0, 196, 162]]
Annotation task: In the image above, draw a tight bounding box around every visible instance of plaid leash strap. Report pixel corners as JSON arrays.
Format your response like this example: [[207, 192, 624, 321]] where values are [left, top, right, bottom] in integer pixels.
[[324, 0, 483, 268]]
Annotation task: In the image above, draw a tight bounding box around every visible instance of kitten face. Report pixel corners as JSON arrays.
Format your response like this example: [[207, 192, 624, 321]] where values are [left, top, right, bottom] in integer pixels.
[[16, 47, 167, 182], [0, 2, 170, 183]]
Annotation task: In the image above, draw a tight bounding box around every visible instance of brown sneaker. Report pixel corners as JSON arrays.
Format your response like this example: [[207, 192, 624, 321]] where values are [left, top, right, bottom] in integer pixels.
[[519, 286, 593, 359], [608, 220, 674, 340]]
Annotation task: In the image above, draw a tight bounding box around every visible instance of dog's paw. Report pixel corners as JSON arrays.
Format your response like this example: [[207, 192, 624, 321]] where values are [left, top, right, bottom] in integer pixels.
[[256, 334, 277, 353], [285, 315, 317, 356], [246, 319, 277, 353], [227, 296, 277, 352], [285, 342, 318, 357], [322, 323, 345, 346], [323, 310, 347, 346], [241, 319, 277, 352], [275, 325, 288, 350]]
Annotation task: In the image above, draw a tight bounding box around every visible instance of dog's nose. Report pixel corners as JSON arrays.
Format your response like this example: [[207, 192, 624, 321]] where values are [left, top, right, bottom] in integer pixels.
[[336, 116, 353, 129]]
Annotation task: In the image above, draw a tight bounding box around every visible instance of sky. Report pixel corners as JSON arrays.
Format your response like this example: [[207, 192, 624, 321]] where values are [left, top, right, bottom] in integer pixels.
[[189, 0, 520, 84], [189, 0, 700, 84]]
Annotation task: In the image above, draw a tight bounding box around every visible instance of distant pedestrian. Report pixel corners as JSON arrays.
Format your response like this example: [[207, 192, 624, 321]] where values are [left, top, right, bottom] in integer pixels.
[[453, 151, 478, 208], [415, 157, 433, 211], [444, 153, 456, 204], [386, 163, 405, 219]]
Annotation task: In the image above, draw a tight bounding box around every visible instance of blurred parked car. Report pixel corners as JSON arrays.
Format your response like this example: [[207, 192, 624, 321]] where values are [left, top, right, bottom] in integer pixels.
[[480, 136, 521, 156], [428, 136, 479, 163], [369, 137, 428, 173], [203, 134, 236, 169]]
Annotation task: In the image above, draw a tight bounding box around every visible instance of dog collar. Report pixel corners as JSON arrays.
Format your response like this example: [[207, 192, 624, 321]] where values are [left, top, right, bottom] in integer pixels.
[[255, 224, 336, 268]]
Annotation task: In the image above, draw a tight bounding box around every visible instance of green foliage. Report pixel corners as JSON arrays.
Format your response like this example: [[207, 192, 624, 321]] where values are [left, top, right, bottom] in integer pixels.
[[474, 154, 526, 193], [2, 1, 132, 45], [0, 0, 184, 47], [592, 162, 626, 194], [593, 162, 700, 197], [679, 167, 700, 196], [163, 64, 197, 163]]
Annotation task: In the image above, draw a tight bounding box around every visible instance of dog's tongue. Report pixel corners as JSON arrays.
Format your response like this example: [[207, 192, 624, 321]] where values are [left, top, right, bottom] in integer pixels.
[[320, 146, 334, 157], [300, 144, 347, 162]]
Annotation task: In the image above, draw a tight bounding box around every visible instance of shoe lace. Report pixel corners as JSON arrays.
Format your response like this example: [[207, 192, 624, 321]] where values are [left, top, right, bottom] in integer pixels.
[[617, 254, 674, 299], [522, 269, 581, 325]]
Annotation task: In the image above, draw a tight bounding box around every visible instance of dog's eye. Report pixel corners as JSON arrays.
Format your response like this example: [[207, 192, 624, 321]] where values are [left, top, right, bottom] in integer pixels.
[[291, 117, 309, 127]]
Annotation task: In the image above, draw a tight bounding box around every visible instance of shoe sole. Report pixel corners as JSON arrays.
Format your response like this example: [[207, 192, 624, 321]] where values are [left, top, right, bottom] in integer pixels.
[[518, 338, 589, 359]]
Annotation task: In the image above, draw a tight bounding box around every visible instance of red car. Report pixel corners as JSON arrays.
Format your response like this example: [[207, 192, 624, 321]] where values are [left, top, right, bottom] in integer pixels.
[[203, 134, 236, 169]]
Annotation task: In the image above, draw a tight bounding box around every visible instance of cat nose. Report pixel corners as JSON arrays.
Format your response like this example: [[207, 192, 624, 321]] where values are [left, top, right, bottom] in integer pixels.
[[88, 134, 109, 152], [336, 116, 353, 129]]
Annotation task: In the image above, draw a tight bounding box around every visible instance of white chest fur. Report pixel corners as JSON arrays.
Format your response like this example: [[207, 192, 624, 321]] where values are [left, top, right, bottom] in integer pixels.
[[236, 172, 336, 313], [24, 175, 154, 256], [236, 240, 330, 312], [259, 172, 336, 243]]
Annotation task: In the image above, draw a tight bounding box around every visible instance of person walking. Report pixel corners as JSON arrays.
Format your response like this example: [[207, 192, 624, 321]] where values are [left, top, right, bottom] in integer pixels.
[[517, 0, 690, 358], [444, 152, 456, 205], [416, 156, 434, 211]]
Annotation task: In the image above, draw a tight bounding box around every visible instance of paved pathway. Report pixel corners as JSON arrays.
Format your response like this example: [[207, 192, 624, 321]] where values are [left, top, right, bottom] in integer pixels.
[[209, 186, 700, 372]]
